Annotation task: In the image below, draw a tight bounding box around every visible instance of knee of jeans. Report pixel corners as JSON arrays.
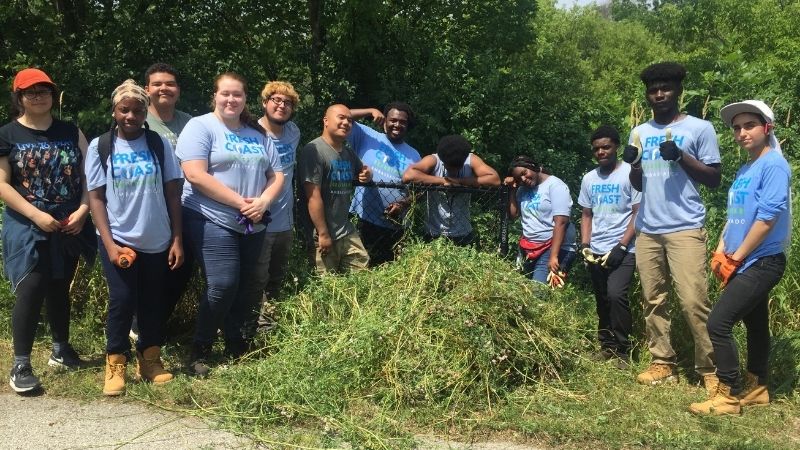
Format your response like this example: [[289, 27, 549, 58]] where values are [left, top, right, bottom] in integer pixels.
[[205, 277, 239, 305], [706, 312, 730, 339]]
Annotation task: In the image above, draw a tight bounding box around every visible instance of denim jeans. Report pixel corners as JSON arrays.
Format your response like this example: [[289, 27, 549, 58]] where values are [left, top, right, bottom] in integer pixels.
[[708, 253, 786, 387], [521, 246, 577, 284], [256, 229, 293, 329], [183, 207, 269, 349], [588, 252, 636, 356], [98, 239, 168, 354]]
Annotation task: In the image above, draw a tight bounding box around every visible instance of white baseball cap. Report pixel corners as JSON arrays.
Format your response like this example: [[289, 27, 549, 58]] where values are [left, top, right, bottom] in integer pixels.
[[720, 100, 774, 127]]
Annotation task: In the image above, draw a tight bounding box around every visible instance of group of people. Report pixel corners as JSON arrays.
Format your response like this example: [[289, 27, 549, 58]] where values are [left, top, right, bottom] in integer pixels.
[[530, 62, 790, 417], [0, 61, 790, 417]]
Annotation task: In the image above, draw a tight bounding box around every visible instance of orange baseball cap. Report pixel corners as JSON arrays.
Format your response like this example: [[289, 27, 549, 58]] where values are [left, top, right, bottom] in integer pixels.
[[13, 68, 56, 91]]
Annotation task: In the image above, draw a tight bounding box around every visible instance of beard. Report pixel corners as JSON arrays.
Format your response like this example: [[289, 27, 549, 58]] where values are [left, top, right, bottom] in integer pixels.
[[266, 114, 290, 126]]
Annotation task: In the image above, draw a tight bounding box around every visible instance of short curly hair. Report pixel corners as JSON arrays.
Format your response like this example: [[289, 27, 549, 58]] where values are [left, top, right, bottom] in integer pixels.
[[260, 81, 300, 106], [640, 62, 686, 86], [590, 124, 620, 145], [383, 101, 416, 129], [436, 135, 471, 167]]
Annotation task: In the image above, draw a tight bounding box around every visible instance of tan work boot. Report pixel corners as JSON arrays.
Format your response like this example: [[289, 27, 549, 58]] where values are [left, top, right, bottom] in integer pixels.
[[689, 382, 741, 415], [703, 373, 719, 398], [135, 346, 173, 385], [103, 354, 127, 396], [636, 363, 677, 385], [737, 372, 769, 406]]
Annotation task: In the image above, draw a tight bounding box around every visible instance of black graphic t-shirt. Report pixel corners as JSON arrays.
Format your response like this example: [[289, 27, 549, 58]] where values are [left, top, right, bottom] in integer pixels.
[[0, 119, 83, 208]]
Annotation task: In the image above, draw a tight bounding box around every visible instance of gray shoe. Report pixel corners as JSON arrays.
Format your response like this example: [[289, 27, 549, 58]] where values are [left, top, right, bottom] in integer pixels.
[[9, 363, 41, 393]]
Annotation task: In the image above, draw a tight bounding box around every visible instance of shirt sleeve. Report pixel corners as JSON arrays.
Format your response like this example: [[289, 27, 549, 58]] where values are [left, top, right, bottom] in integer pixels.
[[577, 174, 592, 209], [85, 138, 107, 191], [175, 118, 211, 162], [160, 137, 183, 183], [299, 143, 322, 186], [550, 180, 573, 216], [0, 131, 13, 157], [755, 163, 790, 221], [692, 121, 721, 165], [347, 122, 367, 155], [262, 135, 283, 174]]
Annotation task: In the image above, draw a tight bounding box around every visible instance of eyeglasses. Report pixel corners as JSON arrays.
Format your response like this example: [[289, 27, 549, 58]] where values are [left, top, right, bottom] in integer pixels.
[[22, 88, 52, 100], [268, 96, 294, 108]]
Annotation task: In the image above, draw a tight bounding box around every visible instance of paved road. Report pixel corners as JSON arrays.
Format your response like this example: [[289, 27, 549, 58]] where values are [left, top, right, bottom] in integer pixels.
[[0, 393, 255, 449]]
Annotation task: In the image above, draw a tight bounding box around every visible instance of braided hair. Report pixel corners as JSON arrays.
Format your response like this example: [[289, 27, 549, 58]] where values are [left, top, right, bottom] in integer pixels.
[[508, 155, 550, 176], [108, 79, 158, 185]]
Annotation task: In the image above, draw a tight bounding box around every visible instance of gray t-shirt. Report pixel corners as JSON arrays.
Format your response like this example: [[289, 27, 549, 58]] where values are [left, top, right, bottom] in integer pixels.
[[146, 110, 192, 149], [265, 121, 301, 233], [298, 137, 363, 241], [86, 133, 182, 253], [578, 162, 641, 253], [425, 154, 473, 237], [630, 115, 720, 234], [176, 113, 283, 234]]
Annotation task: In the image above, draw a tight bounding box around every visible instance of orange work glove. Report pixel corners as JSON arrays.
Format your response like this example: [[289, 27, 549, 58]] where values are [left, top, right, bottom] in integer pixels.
[[710, 252, 742, 288], [115, 247, 137, 269]]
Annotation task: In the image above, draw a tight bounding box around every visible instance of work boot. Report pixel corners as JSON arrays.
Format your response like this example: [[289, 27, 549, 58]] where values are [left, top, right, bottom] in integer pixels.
[[636, 363, 677, 385], [103, 354, 127, 396], [703, 373, 719, 398], [737, 372, 769, 406], [135, 347, 173, 385], [689, 382, 741, 416]]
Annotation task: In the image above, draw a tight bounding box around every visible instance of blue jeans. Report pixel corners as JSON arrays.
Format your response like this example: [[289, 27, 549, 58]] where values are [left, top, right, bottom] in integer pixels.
[[183, 207, 269, 349], [521, 246, 577, 283], [99, 239, 168, 354]]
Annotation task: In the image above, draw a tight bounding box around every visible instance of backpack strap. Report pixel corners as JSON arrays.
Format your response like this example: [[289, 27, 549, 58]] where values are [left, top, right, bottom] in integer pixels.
[[97, 126, 165, 177], [97, 130, 113, 174]]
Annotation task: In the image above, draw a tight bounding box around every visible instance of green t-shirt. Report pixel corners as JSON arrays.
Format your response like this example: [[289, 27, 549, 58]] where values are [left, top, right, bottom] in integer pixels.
[[299, 137, 363, 240], [146, 109, 192, 149]]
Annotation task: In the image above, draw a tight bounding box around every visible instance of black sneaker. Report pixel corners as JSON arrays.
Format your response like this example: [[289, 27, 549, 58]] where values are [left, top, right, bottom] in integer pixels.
[[589, 348, 615, 362], [48, 344, 84, 371], [9, 363, 41, 393]]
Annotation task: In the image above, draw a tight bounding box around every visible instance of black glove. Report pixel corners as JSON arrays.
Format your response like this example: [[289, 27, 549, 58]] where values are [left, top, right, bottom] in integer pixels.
[[659, 140, 683, 161], [602, 243, 628, 269], [622, 145, 642, 165]]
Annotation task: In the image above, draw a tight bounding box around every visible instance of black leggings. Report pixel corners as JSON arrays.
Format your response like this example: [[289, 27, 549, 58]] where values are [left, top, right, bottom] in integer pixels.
[[707, 253, 786, 386], [12, 240, 79, 356]]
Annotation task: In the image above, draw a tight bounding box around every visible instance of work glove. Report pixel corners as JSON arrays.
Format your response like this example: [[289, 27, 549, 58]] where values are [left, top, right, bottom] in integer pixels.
[[547, 270, 566, 289], [659, 140, 683, 161], [115, 247, 137, 268], [710, 251, 743, 288], [622, 145, 642, 166], [602, 243, 628, 269]]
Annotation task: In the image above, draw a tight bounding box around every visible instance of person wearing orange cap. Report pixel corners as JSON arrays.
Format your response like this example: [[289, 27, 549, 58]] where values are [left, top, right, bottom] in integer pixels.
[[688, 100, 791, 416], [0, 68, 96, 393]]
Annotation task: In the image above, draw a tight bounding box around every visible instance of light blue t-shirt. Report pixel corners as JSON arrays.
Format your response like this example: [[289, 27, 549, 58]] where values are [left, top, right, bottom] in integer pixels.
[[347, 122, 421, 229], [176, 113, 283, 234], [86, 133, 182, 253], [578, 162, 641, 253], [517, 175, 576, 250], [723, 149, 791, 272], [265, 121, 301, 233], [630, 115, 721, 234]]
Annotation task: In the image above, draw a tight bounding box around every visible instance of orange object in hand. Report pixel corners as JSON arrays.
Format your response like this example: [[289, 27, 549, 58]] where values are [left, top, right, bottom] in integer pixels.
[[710, 251, 742, 288], [116, 247, 137, 268]]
